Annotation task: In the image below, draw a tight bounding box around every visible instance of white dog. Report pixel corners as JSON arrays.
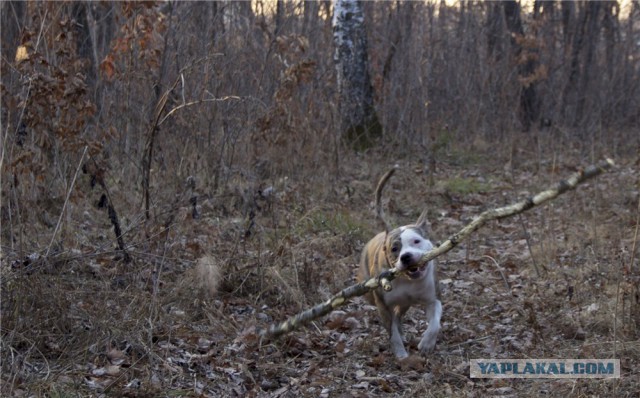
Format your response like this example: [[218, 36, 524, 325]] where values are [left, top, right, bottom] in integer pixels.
[[357, 211, 441, 359]]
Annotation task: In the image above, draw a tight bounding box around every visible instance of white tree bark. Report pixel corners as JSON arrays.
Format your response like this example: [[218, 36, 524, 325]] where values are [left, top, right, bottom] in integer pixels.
[[332, 0, 380, 147]]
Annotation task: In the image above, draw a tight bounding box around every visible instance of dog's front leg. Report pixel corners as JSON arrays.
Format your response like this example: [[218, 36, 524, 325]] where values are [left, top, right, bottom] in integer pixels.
[[389, 312, 408, 359], [373, 294, 408, 358], [418, 299, 442, 354]]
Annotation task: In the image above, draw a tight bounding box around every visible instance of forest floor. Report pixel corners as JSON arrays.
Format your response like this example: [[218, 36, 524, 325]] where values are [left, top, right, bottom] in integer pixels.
[[2, 143, 639, 397]]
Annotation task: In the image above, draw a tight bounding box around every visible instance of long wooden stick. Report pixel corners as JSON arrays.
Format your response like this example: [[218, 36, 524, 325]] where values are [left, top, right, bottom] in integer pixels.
[[414, 158, 615, 269], [260, 158, 615, 339]]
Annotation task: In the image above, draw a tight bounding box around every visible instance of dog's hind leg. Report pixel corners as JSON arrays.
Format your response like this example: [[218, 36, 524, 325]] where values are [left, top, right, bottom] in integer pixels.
[[372, 293, 408, 358]]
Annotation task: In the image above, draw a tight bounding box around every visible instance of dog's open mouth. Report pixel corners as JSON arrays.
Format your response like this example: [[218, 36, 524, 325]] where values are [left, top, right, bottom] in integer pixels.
[[406, 263, 427, 279]]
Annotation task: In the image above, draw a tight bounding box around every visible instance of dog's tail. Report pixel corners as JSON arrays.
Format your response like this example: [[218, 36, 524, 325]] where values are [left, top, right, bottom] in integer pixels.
[[375, 167, 396, 232]]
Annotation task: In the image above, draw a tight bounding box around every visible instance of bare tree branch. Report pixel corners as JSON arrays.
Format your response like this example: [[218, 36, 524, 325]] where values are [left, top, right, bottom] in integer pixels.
[[141, 55, 223, 219], [158, 96, 243, 127]]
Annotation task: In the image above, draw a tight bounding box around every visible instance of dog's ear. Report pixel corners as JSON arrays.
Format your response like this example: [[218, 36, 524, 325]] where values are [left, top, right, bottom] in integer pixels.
[[415, 210, 431, 235]]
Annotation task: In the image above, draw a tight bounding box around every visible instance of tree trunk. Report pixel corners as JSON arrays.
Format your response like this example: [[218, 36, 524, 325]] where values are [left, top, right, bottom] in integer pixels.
[[332, 0, 381, 149], [302, 0, 319, 50], [275, 0, 284, 35], [208, 1, 225, 47], [504, 0, 539, 131], [574, 1, 601, 128], [561, 1, 584, 123], [601, 1, 619, 81], [561, 1, 575, 49], [1, 1, 26, 63], [303, 0, 318, 34], [486, 2, 504, 59]]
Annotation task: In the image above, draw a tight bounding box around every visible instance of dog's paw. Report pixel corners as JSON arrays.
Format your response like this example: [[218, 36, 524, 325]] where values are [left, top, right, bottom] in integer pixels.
[[417, 336, 437, 354], [395, 350, 409, 359], [391, 343, 409, 359]]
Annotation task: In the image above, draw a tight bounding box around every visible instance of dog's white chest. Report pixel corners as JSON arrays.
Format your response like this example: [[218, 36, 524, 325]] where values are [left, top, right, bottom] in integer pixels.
[[382, 266, 436, 309]]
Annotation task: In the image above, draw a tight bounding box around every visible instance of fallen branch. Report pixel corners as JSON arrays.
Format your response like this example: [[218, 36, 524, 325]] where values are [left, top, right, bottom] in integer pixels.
[[260, 158, 615, 339], [83, 158, 132, 263]]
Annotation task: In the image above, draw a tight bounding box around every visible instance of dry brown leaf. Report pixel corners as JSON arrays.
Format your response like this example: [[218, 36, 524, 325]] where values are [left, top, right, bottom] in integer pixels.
[[398, 354, 426, 371]]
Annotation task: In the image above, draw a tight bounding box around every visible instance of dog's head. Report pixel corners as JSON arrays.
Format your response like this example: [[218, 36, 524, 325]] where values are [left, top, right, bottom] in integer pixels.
[[383, 210, 434, 279]]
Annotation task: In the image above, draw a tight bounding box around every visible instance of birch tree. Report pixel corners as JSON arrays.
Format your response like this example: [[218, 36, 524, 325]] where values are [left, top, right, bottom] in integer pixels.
[[332, 0, 381, 149]]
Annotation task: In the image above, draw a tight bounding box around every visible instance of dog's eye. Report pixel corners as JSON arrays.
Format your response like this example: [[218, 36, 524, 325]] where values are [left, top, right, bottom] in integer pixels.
[[391, 246, 399, 253], [414, 239, 421, 244]]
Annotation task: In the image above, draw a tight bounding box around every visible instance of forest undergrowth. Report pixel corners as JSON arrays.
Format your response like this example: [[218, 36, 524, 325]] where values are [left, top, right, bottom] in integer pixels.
[[2, 138, 639, 397]]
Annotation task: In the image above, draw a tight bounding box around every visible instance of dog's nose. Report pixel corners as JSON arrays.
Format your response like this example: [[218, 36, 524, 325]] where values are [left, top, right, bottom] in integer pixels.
[[400, 253, 413, 265]]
